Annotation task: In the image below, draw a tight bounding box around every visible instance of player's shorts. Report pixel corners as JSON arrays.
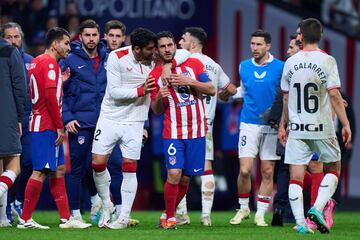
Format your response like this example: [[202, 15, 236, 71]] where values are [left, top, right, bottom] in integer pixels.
[[31, 130, 64, 172], [205, 120, 214, 161], [238, 123, 280, 160], [284, 137, 341, 165], [91, 116, 143, 160], [163, 137, 205, 176]]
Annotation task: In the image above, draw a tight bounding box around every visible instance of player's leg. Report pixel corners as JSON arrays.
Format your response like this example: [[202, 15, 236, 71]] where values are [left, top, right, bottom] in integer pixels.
[[0, 155, 20, 198], [308, 155, 324, 206], [200, 130, 215, 226], [0, 161, 11, 227], [108, 146, 123, 221], [285, 138, 313, 234], [230, 123, 259, 225], [175, 195, 189, 225], [67, 129, 92, 221], [108, 122, 143, 229], [307, 138, 341, 234]]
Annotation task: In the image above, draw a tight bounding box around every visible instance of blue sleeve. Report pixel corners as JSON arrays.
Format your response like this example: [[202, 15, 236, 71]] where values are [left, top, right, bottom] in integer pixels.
[[143, 120, 150, 129], [61, 58, 75, 125], [199, 72, 210, 83]]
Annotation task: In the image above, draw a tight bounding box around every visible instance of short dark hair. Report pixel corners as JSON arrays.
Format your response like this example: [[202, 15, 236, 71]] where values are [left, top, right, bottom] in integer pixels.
[[105, 20, 126, 35], [183, 27, 207, 47], [156, 31, 175, 47], [130, 28, 156, 49], [45, 27, 70, 48], [299, 18, 323, 44], [1, 22, 24, 38], [79, 19, 99, 34], [251, 29, 271, 44]]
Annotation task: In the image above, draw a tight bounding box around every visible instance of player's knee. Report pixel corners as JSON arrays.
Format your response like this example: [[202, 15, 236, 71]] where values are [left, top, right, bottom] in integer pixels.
[[261, 168, 273, 181], [122, 161, 137, 172], [92, 163, 107, 172], [240, 168, 251, 179], [56, 165, 66, 176], [167, 169, 182, 184]]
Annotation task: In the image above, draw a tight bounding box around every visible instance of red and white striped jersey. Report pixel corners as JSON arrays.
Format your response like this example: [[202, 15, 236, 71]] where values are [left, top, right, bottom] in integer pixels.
[[28, 54, 63, 132], [151, 58, 208, 139]]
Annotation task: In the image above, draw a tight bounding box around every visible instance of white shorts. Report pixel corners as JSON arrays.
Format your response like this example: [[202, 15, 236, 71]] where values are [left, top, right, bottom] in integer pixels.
[[238, 123, 280, 160], [205, 122, 214, 161], [284, 137, 341, 165], [91, 116, 144, 160]]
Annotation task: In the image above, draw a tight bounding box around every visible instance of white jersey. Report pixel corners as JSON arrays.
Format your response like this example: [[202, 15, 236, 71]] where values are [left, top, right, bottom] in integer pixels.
[[281, 50, 341, 139], [190, 53, 230, 121]]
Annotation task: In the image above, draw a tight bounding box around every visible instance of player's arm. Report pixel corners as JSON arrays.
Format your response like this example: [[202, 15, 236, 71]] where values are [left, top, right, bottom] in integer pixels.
[[268, 87, 284, 128], [151, 86, 169, 115], [169, 72, 215, 96], [107, 52, 155, 100], [329, 88, 352, 145], [278, 92, 289, 147], [217, 66, 237, 101]]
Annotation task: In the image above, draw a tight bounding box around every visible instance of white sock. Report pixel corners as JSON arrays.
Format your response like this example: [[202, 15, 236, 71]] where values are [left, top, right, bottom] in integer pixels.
[[0, 170, 16, 198], [201, 174, 215, 217], [93, 169, 112, 208], [119, 172, 137, 220], [0, 191, 7, 221], [289, 183, 306, 226], [176, 195, 188, 215], [115, 204, 122, 215], [238, 197, 249, 210], [256, 195, 271, 217], [314, 173, 338, 212], [71, 209, 81, 218]]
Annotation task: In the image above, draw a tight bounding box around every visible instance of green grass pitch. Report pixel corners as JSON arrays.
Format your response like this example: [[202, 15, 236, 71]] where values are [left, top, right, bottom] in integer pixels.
[[0, 211, 359, 240]]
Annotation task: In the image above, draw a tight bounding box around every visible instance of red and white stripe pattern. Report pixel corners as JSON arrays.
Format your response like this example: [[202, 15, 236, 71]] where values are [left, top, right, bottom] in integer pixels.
[[162, 66, 207, 139]]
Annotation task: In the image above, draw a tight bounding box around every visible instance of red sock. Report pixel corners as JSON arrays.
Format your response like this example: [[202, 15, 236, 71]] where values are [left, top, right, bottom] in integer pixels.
[[164, 181, 178, 219], [311, 172, 324, 206], [21, 178, 43, 221], [303, 171, 312, 192], [175, 183, 189, 207], [50, 177, 71, 220]]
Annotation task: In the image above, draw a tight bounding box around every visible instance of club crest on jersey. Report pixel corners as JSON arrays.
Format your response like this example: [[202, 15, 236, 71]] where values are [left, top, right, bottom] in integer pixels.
[[78, 136, 85, 145], [254, 71, 266, 79], [169, 156, 176, 165], [48, 70, 56, 81]]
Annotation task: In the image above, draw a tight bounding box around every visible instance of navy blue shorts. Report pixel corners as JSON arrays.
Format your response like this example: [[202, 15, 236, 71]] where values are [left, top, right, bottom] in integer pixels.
[[31, 130, 64, 172], [163, 137, 205, 176]]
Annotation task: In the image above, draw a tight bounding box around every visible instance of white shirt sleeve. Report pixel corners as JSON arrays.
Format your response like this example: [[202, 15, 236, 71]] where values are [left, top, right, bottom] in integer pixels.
[[280, 62, 290, 92], [106, 52, 140, 100], [173, 49, 191, 65], [326, 56, 341, 90], [217, 64, 231, 89]]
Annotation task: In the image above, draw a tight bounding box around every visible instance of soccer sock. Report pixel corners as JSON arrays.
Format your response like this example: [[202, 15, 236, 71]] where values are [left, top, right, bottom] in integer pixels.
[[314, 172, 339, 212], [164, 181, 178, 219], [176, 196, 187, 215], [256, 195, 271, 217], [303, 171, 312, 192], [310, 172, 324, 206], [201, 171, 215, 217], [115, 204, 122, 215], [90, 194, 101, 206], [72, 209, 81, 218], [119, 172, 137, 220], [289, 180, 306, 226], [49, 177, 70, 220], [0, 191, 7, 221], [175, 183, 189, 208], [92, 164, 113, 208], [0, 170, 17, 198], [21, 179, 43, 221], [238, 192, 250, 210]]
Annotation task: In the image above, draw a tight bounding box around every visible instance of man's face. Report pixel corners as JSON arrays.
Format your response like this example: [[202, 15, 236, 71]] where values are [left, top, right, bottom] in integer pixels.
[[178, 32, 191, 51], [139, 41, 156, 62], [4, 27, 22, 48], [250, 36, 270, 61], [55, 35, 71, 59], [287, 39, 300, 57], [296, 27, 303, 49], [105, 28, 125, 51], [80, 28, 100, 52], [157, 37, 176, 63]]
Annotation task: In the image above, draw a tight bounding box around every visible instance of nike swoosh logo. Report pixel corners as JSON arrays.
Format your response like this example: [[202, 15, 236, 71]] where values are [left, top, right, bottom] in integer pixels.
[[78, 65, 86, 69], [126, 67, 133, 71], [194, 168, 202, 173], [289, 197, 299, 201]]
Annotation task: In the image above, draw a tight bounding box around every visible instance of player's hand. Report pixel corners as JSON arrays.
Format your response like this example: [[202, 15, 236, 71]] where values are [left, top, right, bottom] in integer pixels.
[[142, 129, 148, 146], [278, 124, 288, 147], [62, 67, 71, 82], [157, 86, 170, 99], [56, 128, 66, 146], [144, 75, 156, 94], [218, 88, 231, 101], [168, 74, 192, 86], [342, 125, 352, 147], [66, 120, 80, 134], [161, 63, 172, 82], [18, 122, 22, 138]]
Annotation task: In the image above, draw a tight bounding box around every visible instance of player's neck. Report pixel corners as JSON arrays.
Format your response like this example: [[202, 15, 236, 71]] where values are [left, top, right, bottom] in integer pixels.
[[84, 47, 98, 58], [190, 47, 202, 54], [255, 52, 269, 65], [45, 49, 59, 61], [302, 43, 320, 51]]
